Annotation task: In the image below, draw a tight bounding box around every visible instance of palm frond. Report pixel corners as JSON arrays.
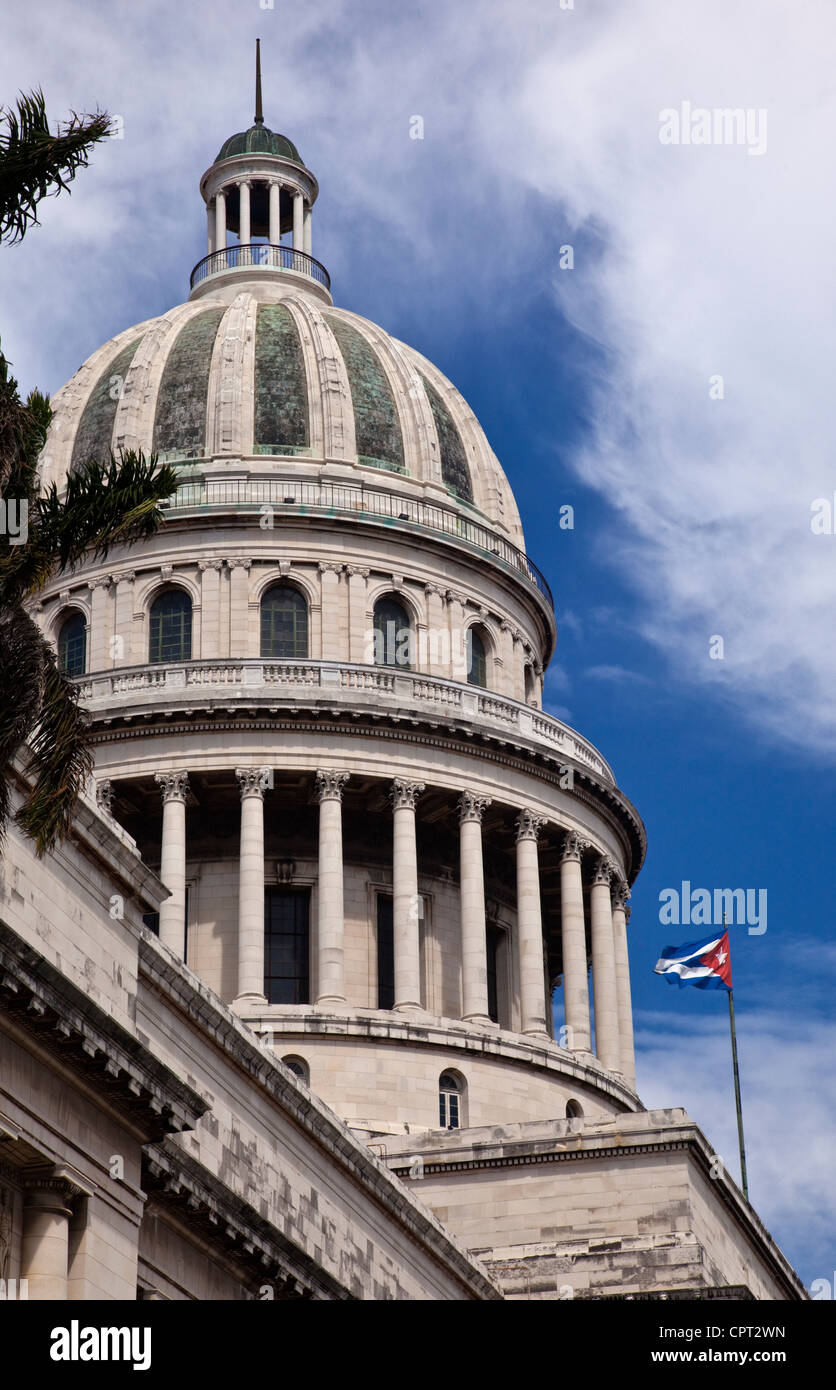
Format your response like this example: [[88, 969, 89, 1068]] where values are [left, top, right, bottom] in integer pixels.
[[36, 449, 178, 570], [0, 90, 112, 244], [0, 607, 48, 845], [13, 644, 93, 856]]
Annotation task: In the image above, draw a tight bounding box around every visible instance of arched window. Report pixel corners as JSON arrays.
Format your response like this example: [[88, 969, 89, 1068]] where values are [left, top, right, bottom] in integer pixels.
[[149, 589, 192, 664], [566, 1099, 584, 1120], [467, 626, 488, 688], [281, 1054, 310, 1085], [373, 595, 412, 669], [261, 583, 308, 659], [57, 610, 87, 676], [439, 1071, 466, 1129], [524, 664, 535, 704]]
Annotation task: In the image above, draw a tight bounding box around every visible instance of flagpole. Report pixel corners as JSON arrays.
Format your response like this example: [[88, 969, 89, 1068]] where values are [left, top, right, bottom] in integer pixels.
[[727, 984, 749, 1201]]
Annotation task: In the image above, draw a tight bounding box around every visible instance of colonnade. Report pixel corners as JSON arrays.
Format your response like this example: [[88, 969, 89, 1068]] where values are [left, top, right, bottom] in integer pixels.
[[151, 768, 636, 1087], [206, 179, 312, 256]]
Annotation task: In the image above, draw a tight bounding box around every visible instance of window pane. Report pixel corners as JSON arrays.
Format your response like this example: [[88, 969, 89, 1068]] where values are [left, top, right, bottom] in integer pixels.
[[264, 889, 310, 1004], [261, 585, 308, 659], [58, 612, 87, 675], [467, 628, 487, 687], [373, 598, 411, 668], [377, 893, 395, 1009], [149, 591, 192, 664]]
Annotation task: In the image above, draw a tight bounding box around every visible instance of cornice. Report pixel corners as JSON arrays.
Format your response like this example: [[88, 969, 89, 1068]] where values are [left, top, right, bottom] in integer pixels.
[[88, 708, 646, 878], [0, 921, 207, 1142]]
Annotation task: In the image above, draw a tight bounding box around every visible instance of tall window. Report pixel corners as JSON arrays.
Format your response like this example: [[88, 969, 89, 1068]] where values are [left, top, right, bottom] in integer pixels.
[[377, 893, 395, 1009], [149, 589, 192, 664], [57, 610, 87, 675], [486, 925, 502, 1024], [467, 626, 488, 688], [261, 583, 308, 659], [373, 595, 412, 668], [265, 888, 310, 1004], [439, 1071, 465, 1129]]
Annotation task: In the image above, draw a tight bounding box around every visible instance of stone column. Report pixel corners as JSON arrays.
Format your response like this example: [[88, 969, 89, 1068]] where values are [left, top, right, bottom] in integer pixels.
[[590, 856, 621, 1074], [612, 880, 636, 1088], [391, 779, 425, 1012], [447, 590, 468, 682], [154, 772, 189, 957], [424, 584, 446, 676], [315, 770, 349, 1007], [319, 562, 342, 661], [21, 1172, 81, 1300], [112, 570, 135, 668], [227, 558, 251, 658], [206, 198, 215, 255], [234, 768, 270, 1007], [559, 832, 592, 1054], [198, 559, 223, 659], [346, 566, 370, 662], [238, 179, 251, 246], [458, 790, 492, 1024], [215, 187, 226, 251], [87, 574, 111, 673], [269, 181, 281, 245], [515, 809, 549, 1037], [293, 190, 304, 251], [500, 621, 518, 700], [303, 203, 312, 256]]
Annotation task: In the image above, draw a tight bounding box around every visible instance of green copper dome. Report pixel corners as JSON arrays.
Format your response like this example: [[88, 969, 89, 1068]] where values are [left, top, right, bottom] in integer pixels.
[[215, 124, 302, 164]]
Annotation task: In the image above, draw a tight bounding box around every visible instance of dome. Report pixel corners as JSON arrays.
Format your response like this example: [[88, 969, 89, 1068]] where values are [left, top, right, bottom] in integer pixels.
[[215, 124, 302, 164], [40, 290, 526, 548]]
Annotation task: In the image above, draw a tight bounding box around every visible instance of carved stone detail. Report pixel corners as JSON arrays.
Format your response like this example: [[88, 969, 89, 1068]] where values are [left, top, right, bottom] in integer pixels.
[[515, 808, 546, 842], [95, 780, 114, 814], [315, 769, 350, 803], [154, 771, 190, 804], [458, 790, 491, 824], [593, 855, 615, 887], [227, 558, 252, 571], [390, 778, 425, 811], [198, 558, 224, 572], [560, 831, 589, 863], [235, 767, 271, 799]]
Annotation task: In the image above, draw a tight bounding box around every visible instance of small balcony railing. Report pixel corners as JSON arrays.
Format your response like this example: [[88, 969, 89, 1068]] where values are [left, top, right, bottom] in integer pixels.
[[73, 659, 614, 783], [165, 473, 554, 610], [190, 242, 331, 291]]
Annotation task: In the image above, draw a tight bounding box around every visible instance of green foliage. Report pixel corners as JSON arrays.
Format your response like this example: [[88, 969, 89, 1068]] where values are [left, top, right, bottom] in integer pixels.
[[0, 88, 176, 854], [0, 89, 112, 244]]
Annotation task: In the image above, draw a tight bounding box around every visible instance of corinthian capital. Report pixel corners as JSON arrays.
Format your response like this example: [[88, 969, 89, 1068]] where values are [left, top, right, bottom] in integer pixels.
[[235, 767, 271, 799], [458, 790, 491, 824], [390, 778, 425, 811], [560, 831, 589, 863], [155, 771, 190, 804], [612, 878, 631, 910], [592, 855, 616, 887], [315, 769, 350, 803], [515, 808, 546, 842]]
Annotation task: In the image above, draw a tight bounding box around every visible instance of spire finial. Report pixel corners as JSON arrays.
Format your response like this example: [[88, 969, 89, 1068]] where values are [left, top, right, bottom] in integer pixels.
[[254, 38, 264, 125]]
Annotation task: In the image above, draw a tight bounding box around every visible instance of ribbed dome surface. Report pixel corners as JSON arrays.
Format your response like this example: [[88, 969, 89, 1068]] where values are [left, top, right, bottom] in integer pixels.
[[39, 292, 525, 545], [215, 125, 302, 164]]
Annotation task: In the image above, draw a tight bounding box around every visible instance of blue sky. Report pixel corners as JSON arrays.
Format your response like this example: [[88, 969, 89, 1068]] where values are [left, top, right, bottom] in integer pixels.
[[2, 0, 834, 1290]]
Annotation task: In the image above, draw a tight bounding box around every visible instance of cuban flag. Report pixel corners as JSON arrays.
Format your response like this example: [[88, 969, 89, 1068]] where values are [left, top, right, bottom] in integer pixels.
[[654, 930, 732, 991]]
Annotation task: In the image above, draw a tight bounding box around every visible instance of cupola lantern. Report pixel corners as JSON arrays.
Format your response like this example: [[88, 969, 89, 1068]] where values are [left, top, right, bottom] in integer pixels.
[[191, 39, 331, 303]]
